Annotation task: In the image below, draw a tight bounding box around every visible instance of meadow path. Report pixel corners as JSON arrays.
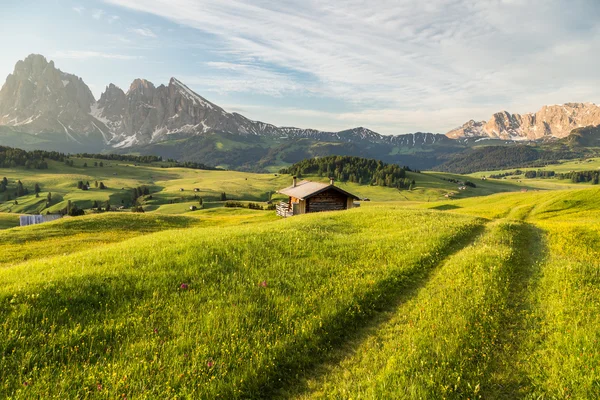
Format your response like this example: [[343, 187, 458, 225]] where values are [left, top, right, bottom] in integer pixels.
[[284, 219, 547, 399]]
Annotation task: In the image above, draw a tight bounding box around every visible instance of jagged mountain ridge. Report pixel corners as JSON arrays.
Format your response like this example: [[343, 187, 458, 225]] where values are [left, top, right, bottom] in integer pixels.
[[0, 54, 107, 145], [0, 54, 449, 152], [447, 103, 600, 140]]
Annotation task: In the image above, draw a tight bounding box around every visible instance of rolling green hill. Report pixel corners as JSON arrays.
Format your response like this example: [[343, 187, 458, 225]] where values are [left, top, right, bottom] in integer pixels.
[[1, 187, 599, 398], [0, 153, 547, 217]]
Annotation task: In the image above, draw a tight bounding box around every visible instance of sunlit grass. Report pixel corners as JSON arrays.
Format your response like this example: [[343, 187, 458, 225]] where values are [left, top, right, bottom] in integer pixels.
[[0, 208, 481, 398]]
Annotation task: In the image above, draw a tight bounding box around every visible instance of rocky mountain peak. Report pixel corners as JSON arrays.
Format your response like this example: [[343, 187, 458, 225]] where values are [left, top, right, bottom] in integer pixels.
[[0, 54, 100, 143], [447, 103, 600, 140]]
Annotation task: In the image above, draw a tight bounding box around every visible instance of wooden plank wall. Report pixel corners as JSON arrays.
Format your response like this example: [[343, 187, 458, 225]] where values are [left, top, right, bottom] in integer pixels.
[[306, 189, 347, 213]]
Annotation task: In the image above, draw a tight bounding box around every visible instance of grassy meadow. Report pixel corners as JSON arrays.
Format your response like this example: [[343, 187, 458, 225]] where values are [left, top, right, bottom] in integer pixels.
[[1, 155, 600, 398], [0, 154, 557, 217]]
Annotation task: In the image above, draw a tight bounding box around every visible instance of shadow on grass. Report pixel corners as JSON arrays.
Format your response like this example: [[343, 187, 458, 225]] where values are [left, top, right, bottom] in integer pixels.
[[480, 222, 548, 399], [252, 222, 488, 399], [431, 204, 462, 211]]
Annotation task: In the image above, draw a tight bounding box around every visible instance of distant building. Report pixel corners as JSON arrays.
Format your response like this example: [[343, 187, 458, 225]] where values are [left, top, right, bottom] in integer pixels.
[[19, 214, 62, 227], [275, 177, 359, 217]]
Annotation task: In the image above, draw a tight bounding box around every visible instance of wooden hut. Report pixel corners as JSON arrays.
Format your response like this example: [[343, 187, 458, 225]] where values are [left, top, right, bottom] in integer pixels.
[[276, 177, 359, 217]]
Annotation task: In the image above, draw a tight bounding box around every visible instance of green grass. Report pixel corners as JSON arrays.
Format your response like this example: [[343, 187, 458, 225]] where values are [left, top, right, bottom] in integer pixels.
[[0, 213, 201, 267], [518, 220, 600, 398], [0, 156, 539, 216], [2, 159, 600, 398], [291, 220, 540, 399], [0, 213, 19, 229], [0, 208, 481, 398]]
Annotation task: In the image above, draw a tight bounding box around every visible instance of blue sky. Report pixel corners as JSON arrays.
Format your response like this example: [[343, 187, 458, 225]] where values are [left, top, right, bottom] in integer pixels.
[[1, 0, 599, 134]]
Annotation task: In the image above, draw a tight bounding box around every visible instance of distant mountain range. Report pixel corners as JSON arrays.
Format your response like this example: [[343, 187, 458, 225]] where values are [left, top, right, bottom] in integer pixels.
[[1, 54, 599, 171], [447, 103, 600, 141]]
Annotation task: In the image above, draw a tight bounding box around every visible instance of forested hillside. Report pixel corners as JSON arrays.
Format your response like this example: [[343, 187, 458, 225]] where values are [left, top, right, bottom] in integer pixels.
[[280, 156, 415, 188]]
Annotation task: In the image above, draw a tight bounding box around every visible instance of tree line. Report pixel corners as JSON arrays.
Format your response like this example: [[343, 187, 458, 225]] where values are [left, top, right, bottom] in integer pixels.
[[0, 146, 66, 169], [279, 156, 416, 189]]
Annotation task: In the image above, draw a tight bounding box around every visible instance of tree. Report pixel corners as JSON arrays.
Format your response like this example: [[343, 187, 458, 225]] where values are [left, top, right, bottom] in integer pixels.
[[95, 180, 98, 188], [199, 197, 203, 206], [92, 200, 99, 210], [99, 161, 104, 167], [220, 192, 227, 201], [34, 183, 41, 194], [2, 177, 7, 186], [47, 192, 52, 203], [16, 180, 24, 197], [105, 201, 111, 212], [83, 162, 88, 167], [99, 182, 106, 189], [77, 181, 84, 190], [94, 161, 98, 167]]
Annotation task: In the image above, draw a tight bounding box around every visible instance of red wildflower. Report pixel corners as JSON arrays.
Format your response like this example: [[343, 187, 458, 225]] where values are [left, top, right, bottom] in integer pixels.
[[180, 283, 189, 290]]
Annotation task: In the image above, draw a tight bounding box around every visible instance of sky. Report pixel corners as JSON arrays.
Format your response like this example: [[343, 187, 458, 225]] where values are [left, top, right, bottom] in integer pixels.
[[1, 0, 599, 135]]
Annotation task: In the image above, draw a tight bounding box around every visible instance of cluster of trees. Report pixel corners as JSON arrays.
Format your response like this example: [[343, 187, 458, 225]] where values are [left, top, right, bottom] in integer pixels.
[[75, 180, 106, 190], [511, 169, 598, 183], [0, 178, 44, 201], [170, 161, 219, 171], [74, 153, 163, 164], [280, 156, 415, 189], [132, 186, 151, 203], [557, 170, 600, 184], [488, 170, 524, 179], [524, 170, 556, 179], [0, 146, 67, 169], [437, 145, 573, 174], [0, 177, 7, 194], [439, 177, 477, 188], [91, 200, 112, 212], [224, 201, 274, 210]]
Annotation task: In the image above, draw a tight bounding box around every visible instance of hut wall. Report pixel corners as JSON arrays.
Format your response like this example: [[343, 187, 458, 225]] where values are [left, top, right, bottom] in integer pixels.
[[306, 189, 347, 213], [347, 197, 354, 210]]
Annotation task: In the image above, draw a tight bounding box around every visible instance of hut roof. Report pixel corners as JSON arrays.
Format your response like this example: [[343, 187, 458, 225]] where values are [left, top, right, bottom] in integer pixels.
[[277, 180, 359, 200]]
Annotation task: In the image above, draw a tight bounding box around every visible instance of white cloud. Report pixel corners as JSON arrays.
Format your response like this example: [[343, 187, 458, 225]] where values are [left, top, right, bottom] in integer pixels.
[[52, 50, 140, 60], [91, 9, 105, 20], [128, 27, 157, 38], [108, 15, 120, 24], [72, 6, 84, 14], [105, 0, 600, 133], [180, 62, 308, 96]]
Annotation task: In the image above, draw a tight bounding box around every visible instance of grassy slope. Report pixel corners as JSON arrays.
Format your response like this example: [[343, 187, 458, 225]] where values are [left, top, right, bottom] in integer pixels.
[[466, 157, 600, 190], [0, 213, 19, 229], [0, 209, 281, 268], [409, 187, 600, 398], [0, 208, 481, 398], [0, 160, 462, 213], [292, 220, 540, 399], [2, 159, 600, 397]]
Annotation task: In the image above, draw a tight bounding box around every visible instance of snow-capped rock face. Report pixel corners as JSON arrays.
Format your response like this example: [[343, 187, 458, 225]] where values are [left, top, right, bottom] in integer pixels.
[[447, 103, 600, 140], [0, 54, 448, 150], [0, 54, 105, 144]]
